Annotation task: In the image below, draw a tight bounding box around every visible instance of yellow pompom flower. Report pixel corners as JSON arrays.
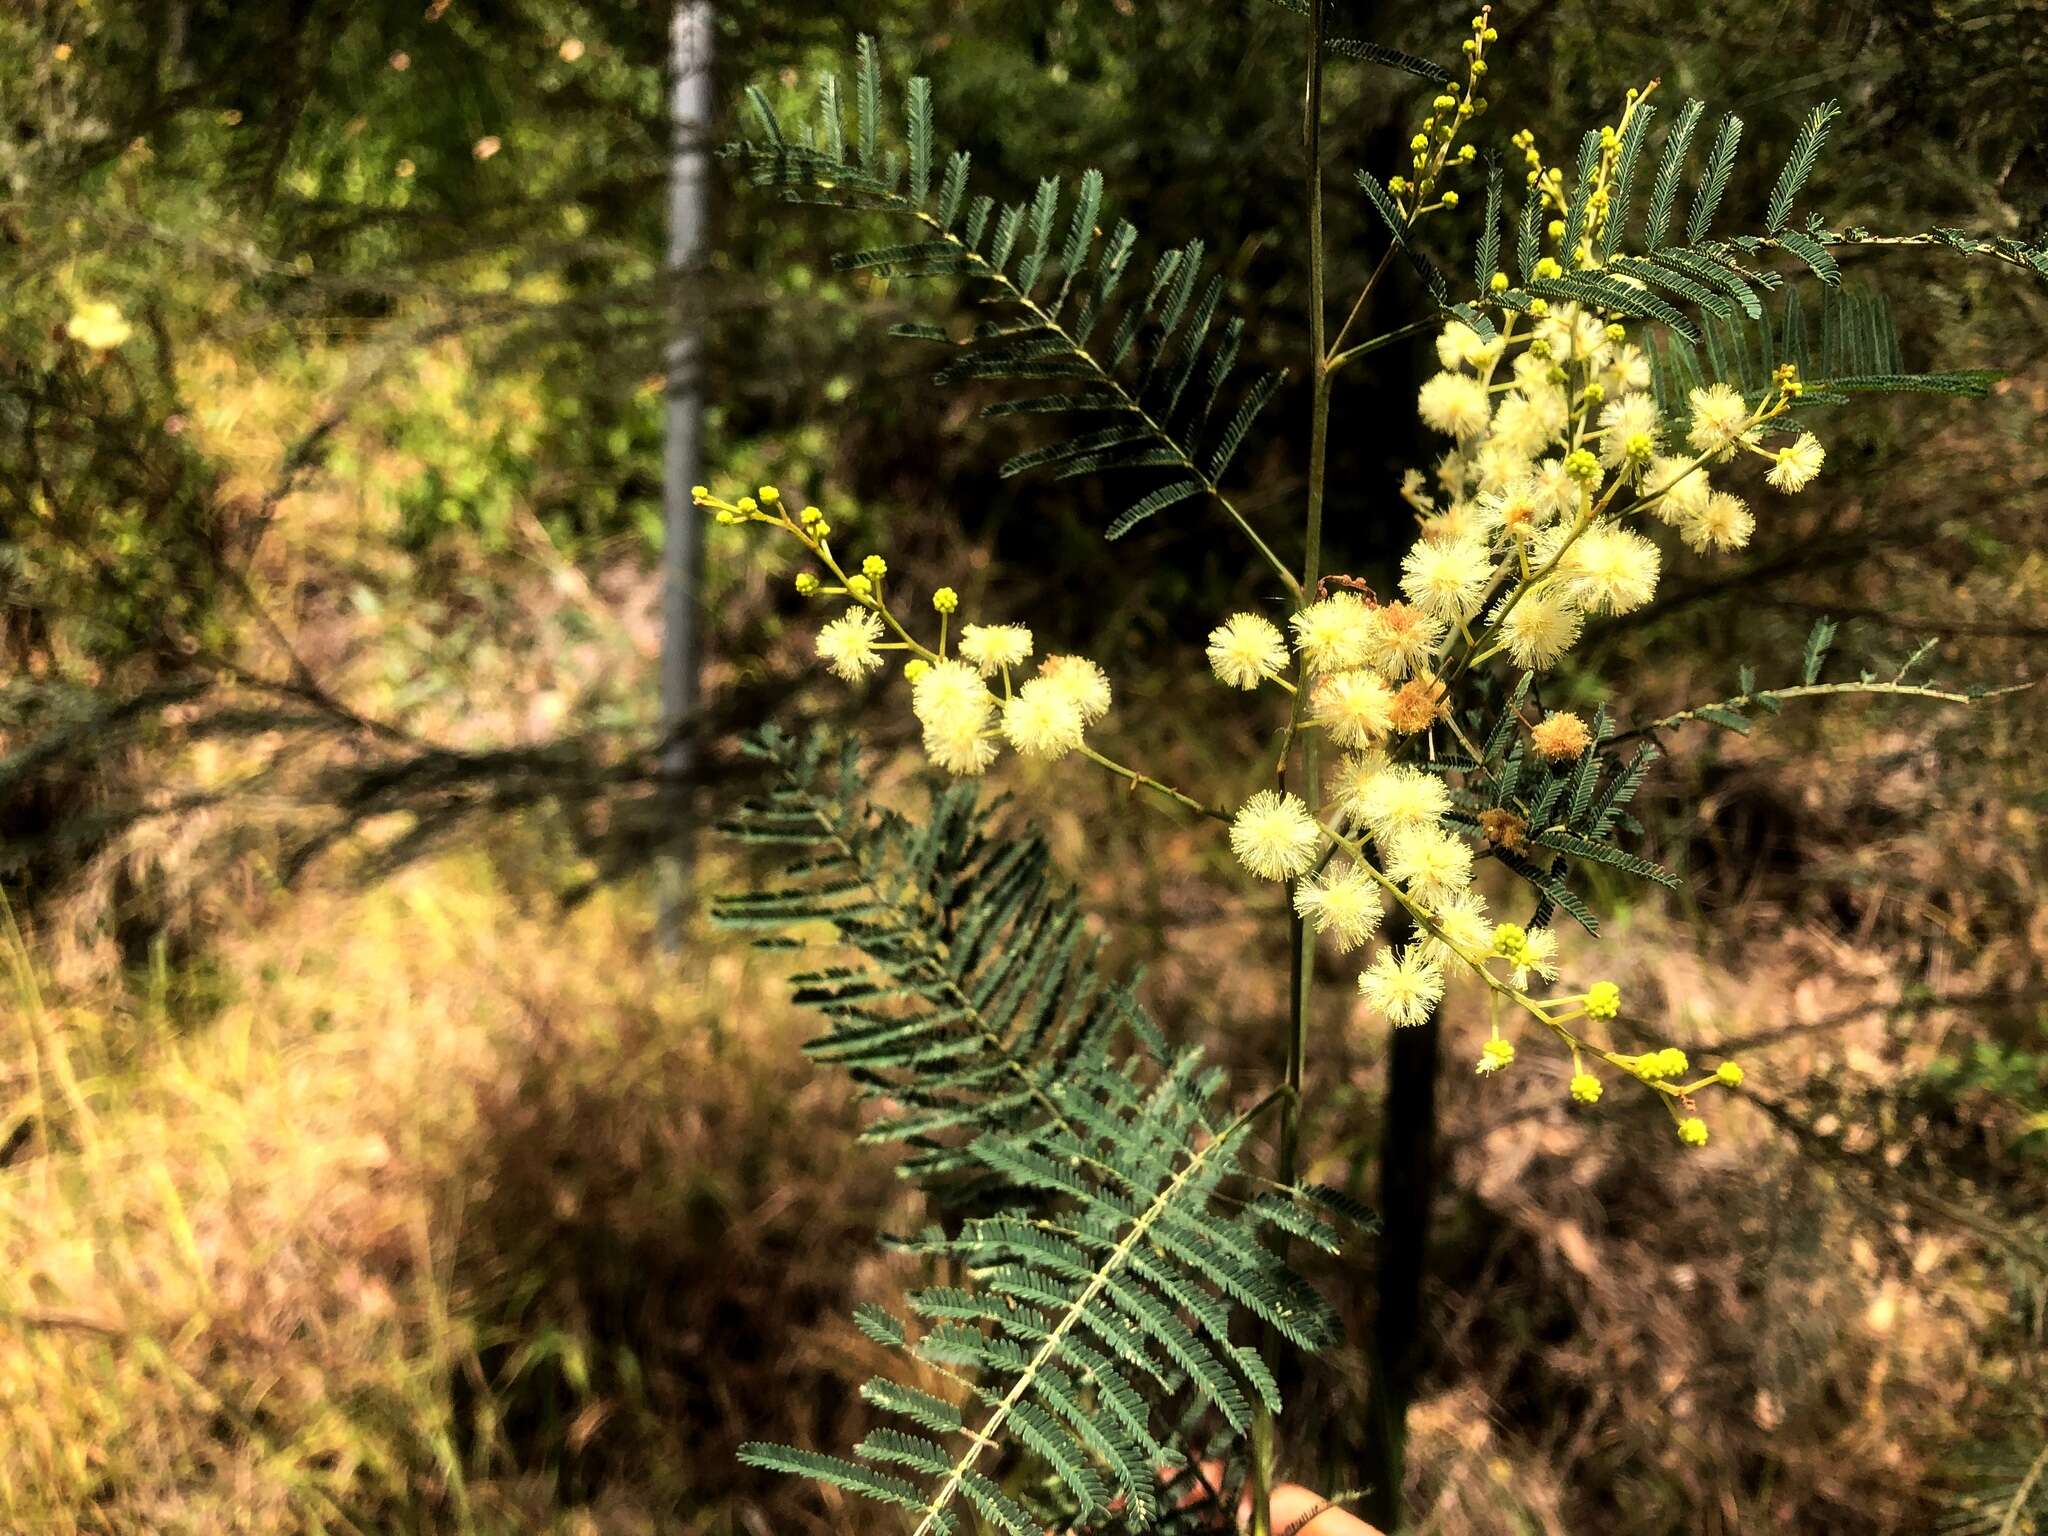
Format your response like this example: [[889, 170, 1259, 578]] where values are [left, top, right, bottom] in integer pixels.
[[1399, 535, 1491, 622], [1685, 383, 1754, 459], [1645, 454, 1711, 525], [815, 608, 886, 682], [1683, 490, 1755, 554], [1230, 790, 1322, 881], [1765, 431, 1826, 493], [1419, 888, 1493, 965], [1569, 1071, 1603, 1104], [1585, 980, 1622, 1019], [1324, 749, 1392, 829], [1353, 763, 1450, 845], [1434, 320, 1502, 371], [1716, 1061, 1745, 1087], [1035, 654, 1112, 725], [1386, 825, 1474, 904], [1606, 341, 1654, 393], [1558, 522, 1660, 615], [1289, 592, 1376, 674], [1357, 944, 1445, 1026], [66, 299, 133, 351], [1364, 601, 1445, 679], [1596, 393, 1662, 468], [1292, 859, 1386, 950], [913, 657, 991, 724], [1490, 393, 1568, 460], [1507, 926, 1560, 991], [1676, 1117, 1710, 1147], [1311, 668, 1397, 748], [912, 660, 999, 776], [1206, 612, 1290, 689], [1495, 586, 1583, 670], [957, 622, 1034, 675], [999, 678, 1087, 761], [924, 725, 999, 776], [1417, 372, 1493, 439], [1527, 457, 1580, 519], [932, 586, 960, 614], [1478, 475, 1553, 541], [1529, 710, 1591, 762], [1476, 1036, 1516, 1075]]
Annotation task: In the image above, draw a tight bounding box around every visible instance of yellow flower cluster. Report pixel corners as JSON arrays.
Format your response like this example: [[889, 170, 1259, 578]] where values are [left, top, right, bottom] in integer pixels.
[[693, 485, 1111, 779], [702, 75, 1812, 1151], [1393, 301, 1828, 683], [1385, 12, 1496, 218], [1216, 721, 1742, 1135]]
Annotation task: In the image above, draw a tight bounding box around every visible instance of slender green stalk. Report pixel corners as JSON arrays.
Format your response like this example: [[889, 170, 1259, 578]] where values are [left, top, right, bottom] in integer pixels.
[[1610, 678, 2031, 743], [1327, 311, 1436, 373], [1079, 744, 1233, 821], [1288, 0, 1331, 1218], [1259, 8, 1332, 1533]]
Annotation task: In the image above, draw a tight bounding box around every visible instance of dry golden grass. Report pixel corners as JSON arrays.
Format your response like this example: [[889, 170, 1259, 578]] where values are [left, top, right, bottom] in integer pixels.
[[0, 849, 929, 1534]]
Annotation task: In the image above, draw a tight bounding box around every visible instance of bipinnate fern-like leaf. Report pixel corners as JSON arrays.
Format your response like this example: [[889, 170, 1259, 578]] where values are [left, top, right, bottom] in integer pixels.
[[721, 729, 1357, 1532], [740, 1057, 1344, 1533], [715, 727, 1151, 1191], [1646, 284, 2003, 428], [722, 37, 1284, 545]]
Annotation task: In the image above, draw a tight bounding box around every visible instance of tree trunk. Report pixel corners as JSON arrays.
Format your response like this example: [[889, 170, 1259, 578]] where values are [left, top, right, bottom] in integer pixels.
[[1361, 1012, 1441, 1532], [656, 1, 716, 951]]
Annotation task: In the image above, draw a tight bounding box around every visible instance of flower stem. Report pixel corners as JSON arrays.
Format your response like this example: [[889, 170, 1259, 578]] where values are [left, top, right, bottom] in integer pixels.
[[1259, 8, 1329, 1531], [1078, 745, 1232, 821]]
